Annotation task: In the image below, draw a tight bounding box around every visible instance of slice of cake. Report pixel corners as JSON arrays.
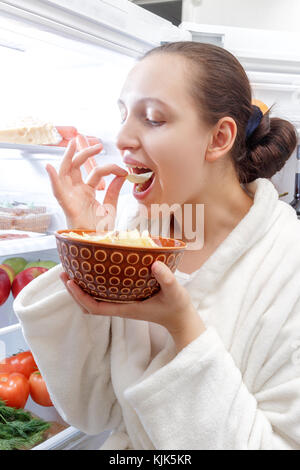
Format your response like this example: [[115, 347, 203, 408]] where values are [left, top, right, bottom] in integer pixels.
[[0, 117, 62, 145]]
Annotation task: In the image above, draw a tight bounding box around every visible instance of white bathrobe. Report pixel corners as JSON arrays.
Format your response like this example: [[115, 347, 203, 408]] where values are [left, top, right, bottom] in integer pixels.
[[13, 178, 300, 450]]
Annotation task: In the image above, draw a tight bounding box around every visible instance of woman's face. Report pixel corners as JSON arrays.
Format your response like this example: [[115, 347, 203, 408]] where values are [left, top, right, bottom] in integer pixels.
[[116, 53, 212, 212]]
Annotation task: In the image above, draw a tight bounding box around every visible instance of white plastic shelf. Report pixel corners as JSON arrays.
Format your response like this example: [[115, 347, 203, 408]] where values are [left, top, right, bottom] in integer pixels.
[[0, 234, 57, 257], [0, 142, 65, 158]]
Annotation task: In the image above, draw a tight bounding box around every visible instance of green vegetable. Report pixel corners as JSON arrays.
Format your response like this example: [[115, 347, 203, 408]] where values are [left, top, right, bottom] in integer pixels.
[[0, 399, 51, 450]]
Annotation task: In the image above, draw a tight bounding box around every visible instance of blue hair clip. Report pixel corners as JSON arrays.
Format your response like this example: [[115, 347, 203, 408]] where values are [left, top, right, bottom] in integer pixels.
[[246, 105, 263, 139]]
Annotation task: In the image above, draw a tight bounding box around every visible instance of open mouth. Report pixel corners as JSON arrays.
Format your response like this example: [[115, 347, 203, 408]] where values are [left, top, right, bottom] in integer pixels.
[[134, 172, 155, 193], [126, 164, 155, 194]]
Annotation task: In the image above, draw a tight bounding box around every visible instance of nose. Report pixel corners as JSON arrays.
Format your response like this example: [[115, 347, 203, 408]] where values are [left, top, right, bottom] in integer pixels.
[[116, 118, 140, 154]]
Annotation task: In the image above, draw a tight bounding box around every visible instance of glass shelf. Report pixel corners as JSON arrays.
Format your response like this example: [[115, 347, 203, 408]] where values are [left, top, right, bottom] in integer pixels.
[[0, 142, 107, 161], [0, 232, 57, 257], [0, 142, 65, 160]]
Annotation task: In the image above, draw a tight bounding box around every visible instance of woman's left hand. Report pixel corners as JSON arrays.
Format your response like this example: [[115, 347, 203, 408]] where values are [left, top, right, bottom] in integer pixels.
[[60, 261, 206, 352]]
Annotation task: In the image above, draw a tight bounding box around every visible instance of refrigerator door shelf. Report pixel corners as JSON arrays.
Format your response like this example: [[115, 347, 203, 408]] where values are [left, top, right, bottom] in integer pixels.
[[0, 143, 65, 158], [0, 233, 57, 257], [33, 426, 111, 450], [0, 322, 110, 450], [0, 143, 105, 161]]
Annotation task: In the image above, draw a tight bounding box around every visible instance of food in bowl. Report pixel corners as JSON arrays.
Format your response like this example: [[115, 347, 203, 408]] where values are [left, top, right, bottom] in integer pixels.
[[64, 229, 159, 248], [55, 229, 186, 303]]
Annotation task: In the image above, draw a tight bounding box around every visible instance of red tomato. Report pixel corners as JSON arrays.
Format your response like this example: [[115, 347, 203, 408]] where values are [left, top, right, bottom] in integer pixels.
[[0, 357, 12, 374], [0, 351, 38, 378], [0, 372, 30, 408], [29, 371, 53, 407]]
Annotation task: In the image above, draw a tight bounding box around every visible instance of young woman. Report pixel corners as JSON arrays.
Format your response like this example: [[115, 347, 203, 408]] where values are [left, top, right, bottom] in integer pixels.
[[14, 42, 300, 450]]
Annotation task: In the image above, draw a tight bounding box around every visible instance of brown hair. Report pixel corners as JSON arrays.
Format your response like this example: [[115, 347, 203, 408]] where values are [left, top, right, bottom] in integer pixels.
[[142, 42, 298, 184]]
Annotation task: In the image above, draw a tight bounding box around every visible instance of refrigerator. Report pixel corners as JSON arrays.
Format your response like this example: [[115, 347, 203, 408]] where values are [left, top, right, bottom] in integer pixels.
[[0, 0, 299, 450]]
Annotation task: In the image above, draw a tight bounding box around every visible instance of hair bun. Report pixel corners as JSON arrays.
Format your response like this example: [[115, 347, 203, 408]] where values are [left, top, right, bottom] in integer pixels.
[[241, 114, 298, 183]]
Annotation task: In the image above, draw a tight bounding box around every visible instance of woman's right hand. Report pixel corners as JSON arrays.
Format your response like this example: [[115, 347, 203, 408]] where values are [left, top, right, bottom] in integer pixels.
[[45, 139, 128, 230]]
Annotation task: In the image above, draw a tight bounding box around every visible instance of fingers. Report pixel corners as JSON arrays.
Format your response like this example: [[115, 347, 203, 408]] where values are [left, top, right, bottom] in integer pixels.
[[59, 271, 70, 285], [59, 139, 77, 177], [151, 261, 183, 302], [66, 280, 100, 311], [72, 143, 103, 169], [76, 135, 105, 190], [60, 272, 98, 311], [66, 279, 128, 317], [103, 174, 127, 208], [45, 163, 64, 201], [59, 272, 137, 318], [76, 134, 90, 151], [85, 164, 128, 189]]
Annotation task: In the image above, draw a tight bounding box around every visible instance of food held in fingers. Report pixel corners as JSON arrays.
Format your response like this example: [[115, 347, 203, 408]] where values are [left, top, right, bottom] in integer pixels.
[[125, 165, 155, 194]]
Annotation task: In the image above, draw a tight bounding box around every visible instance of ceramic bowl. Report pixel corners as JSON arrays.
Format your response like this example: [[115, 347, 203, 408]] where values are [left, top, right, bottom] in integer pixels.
[[55, 229, 186, 303]]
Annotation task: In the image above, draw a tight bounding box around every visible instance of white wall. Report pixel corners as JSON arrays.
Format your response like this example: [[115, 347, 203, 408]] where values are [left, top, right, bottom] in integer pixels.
[[182, 0, 300, 32]]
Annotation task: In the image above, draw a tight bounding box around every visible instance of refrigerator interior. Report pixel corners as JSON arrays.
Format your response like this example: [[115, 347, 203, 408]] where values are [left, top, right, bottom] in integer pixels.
[[0, 10, 139, 450], [0, 11, 137, 201]]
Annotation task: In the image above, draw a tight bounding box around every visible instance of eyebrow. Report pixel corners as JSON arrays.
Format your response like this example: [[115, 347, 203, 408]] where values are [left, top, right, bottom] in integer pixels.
[[117, 97, 171, 110]]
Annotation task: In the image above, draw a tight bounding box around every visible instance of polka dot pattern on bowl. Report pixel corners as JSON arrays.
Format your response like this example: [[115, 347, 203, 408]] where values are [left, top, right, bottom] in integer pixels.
[[55, 230, 186, 303]]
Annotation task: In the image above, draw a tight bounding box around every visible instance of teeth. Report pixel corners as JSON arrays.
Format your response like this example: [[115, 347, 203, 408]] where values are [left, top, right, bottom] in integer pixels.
[[126, 171, 153, 184], [126, 164, 149, 169]]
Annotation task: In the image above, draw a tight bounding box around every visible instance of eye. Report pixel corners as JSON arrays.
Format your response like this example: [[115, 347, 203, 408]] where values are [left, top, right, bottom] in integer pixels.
[[119, 107, 127, 124], [145, 119, 164, 127]]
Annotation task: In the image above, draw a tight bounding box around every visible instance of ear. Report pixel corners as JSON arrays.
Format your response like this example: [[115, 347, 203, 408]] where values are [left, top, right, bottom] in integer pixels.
[[205, 117, 237, 163]]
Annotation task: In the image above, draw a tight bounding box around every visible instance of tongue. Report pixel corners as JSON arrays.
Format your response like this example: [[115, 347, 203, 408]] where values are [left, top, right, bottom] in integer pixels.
[[135, 167, 151, 175]]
